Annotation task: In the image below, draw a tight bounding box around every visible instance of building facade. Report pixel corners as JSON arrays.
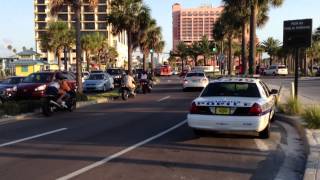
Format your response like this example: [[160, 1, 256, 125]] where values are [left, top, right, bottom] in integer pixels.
[[34, 0, 128, 70], [172, 3, 224, 50]]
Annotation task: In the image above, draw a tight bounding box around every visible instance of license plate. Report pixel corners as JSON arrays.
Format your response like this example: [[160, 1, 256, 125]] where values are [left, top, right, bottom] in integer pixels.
[[215, 107, 231, 115]]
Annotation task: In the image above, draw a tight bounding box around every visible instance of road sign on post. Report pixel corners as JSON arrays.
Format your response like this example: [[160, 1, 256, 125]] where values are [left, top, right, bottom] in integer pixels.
[[283, 19, 313, 100]]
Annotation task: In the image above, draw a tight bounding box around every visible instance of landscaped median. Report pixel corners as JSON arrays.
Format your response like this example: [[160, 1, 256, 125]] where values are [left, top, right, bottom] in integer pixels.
[[276, 97, 320, 180], [0, 89, 120, 122]]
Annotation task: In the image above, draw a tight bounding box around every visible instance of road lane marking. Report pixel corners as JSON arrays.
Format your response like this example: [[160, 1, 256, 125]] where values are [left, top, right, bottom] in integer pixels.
[[0, 128, 68, 147], [157, 96, 171, 102], [56, 120, 187, 180]]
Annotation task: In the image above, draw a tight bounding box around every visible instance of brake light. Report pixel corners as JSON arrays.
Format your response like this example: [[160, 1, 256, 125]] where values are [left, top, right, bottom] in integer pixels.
[[190, 102, 199, 114], [249, 103, 263, 116]]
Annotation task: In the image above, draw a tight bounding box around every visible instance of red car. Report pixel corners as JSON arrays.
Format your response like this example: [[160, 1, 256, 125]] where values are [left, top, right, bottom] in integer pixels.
[[15, 72, 76, 100]]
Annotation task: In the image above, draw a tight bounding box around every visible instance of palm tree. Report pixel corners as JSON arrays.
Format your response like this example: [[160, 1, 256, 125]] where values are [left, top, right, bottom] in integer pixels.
[[41, 21, 74, 71], [139, 19, 156, 71], [7, 45, 13, 51], [172, 42, 189, 71], [147, 26, 163, 75], [81, 34, 95, 72], [261, 37, 281, 66], [108, 0, 151, 74], [198, 36, 214, 66], [248, 0, 284, 74], [154, 40, 165, 68], [189, 42, 201, 66], [49, 0, 98, 92]]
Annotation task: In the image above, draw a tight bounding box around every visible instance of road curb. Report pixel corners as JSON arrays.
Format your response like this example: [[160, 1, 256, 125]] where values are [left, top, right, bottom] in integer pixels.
[[276, 113, 320, 180], [0, 98, 113, 124]]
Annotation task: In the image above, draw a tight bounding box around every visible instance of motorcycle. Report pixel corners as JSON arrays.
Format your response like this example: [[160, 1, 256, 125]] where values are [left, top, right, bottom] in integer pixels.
[[42, 86, 77, 116], [119, 84, 136, 101], [140, 79, 152, 94]]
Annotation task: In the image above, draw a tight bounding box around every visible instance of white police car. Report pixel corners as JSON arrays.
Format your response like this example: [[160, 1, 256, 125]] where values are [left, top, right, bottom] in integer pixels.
[[183, 72, 209, 91], [187, 78, 278, 139]]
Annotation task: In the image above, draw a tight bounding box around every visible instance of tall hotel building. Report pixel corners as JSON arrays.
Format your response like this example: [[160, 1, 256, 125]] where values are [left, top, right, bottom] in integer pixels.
[[172, 3, 224, 50], [34, 0, 128, 70]]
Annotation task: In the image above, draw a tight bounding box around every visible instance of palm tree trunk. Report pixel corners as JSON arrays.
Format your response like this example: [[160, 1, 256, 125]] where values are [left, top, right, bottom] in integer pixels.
[[249, 2, 257, 75], [64, 47, 68, 71], [127, 32, 133, 74], [86, 52, 90, 72], [151, 51, 154, 76], [75, 1, 83, 92], [241, 21, 247, 75], [181, 58, 184, 72], [194, 55, 198, 66], [228, 35, 233, 76], [57, 51, 61, 71], [142, 53, 147, 71]]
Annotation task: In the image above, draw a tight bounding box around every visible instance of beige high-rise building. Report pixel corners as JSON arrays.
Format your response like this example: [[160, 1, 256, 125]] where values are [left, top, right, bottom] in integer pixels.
[[34, 0, 128, 70], [172, 3, 224, 50]]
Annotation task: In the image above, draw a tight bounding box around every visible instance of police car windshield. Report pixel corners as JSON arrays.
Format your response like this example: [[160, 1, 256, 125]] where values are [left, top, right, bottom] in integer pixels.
[[186, 73, 204, 77], [201, 82, 261, 98]]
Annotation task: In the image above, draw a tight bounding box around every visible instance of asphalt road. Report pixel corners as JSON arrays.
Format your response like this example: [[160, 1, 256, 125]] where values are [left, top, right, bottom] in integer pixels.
[[0, 76, 305, 180], [262, 77, 320, 103]]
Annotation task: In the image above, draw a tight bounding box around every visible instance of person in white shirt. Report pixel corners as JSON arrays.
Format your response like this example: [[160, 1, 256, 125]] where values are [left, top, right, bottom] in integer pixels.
[[124, 72, 136, 94]]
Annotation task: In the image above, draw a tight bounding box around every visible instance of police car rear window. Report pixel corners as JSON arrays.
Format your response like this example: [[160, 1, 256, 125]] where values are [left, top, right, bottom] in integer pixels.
[[201, 82, 261, 97]]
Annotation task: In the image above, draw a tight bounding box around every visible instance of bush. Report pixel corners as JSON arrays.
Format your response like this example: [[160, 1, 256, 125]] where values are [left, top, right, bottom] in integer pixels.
[[303, 106, 320, 129], [277, 98, 302, 115], [0, 100, 42, 116], [76, 93, 89, 102]]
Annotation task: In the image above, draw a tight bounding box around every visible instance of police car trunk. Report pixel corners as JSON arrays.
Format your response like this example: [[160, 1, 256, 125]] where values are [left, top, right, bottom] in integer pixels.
[[187, 78, 275, 136]]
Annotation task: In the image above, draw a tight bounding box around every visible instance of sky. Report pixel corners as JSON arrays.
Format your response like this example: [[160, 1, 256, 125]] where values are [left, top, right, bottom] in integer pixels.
[[0, 0, 319, 56]]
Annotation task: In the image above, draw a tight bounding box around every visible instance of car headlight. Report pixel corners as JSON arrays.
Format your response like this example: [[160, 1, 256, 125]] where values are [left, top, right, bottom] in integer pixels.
[[35, 84, 47, 91]]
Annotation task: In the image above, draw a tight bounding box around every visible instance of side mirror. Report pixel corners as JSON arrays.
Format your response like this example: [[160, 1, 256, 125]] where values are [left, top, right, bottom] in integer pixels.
[[270, 89, 279, 95]]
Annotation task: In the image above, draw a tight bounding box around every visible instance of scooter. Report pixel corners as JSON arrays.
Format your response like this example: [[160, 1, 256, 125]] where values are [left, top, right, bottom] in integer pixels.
[[42, 86, 77, 117], [119, 84, 136, 101], [140, 79, 152, 94]]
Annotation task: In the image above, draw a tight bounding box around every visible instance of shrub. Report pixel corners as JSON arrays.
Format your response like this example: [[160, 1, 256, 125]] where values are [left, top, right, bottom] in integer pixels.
[[303, 106, 320, 129], [0, 100, 42, 116], [1, 102, 20, 116]]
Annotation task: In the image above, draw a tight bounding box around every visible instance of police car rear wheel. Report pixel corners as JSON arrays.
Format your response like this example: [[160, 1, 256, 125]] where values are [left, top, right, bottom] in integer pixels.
[[258, 123, 270, 139]]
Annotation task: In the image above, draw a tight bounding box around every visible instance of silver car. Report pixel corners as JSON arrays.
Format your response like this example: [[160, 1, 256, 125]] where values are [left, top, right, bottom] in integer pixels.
[[83, 73, 114, 92]]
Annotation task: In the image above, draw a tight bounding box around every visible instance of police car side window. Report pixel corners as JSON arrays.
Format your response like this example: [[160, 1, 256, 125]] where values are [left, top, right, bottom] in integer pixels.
[[259, 82, 270, 97]]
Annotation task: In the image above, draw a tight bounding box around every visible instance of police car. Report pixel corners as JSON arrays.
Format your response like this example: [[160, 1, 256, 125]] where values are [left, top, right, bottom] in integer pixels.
[[183, 72, 209, 91], [187, 77, 278, 139]]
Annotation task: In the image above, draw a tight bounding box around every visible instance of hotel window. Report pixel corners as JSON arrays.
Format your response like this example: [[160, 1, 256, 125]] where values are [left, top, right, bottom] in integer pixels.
[[97, 14, 107, 21], [84, 14, 95, 21], [58, 14, 68, 21], [60, 5, 68, 12], [37, 5, 46, 12], [84, 5, 94, 12], [38, 22, 47, 30], [84, 23, 95, 30], [98, 23, 107, 30], [98, 6, 106, 12], [98, 0, 106, 3], [37, 0, 45, 4], [37, 14, 46, 21]]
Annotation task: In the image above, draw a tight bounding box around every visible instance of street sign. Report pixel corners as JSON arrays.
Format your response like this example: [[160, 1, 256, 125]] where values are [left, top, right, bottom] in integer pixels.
[[283, 19, 313, 48]]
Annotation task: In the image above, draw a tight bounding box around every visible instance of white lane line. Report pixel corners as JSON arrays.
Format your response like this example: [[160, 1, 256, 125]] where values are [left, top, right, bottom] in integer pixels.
[[157, 96, 171, 102], [0, 128, 68, 148], [56, 120, 187, 180]]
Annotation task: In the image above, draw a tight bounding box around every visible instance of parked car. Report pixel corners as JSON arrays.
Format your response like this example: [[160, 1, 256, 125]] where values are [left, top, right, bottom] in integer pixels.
[[264, 65, 288, 76], [15, 72, 76, 100], [106, 68, 124, 86], [0, 76, 25, 104], [83, 73, 114, 92]]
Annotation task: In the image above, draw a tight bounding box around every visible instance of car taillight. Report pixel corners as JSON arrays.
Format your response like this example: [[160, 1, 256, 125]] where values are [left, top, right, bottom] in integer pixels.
[[184, 79, 188, 84], [249, 103, 263, 116], [190, 102, 199, 114]]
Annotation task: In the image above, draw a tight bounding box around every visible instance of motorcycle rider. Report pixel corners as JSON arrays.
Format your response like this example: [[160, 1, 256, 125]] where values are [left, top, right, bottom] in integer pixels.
[[123, 71, 136, 95], [55, 72, 71, 106]]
